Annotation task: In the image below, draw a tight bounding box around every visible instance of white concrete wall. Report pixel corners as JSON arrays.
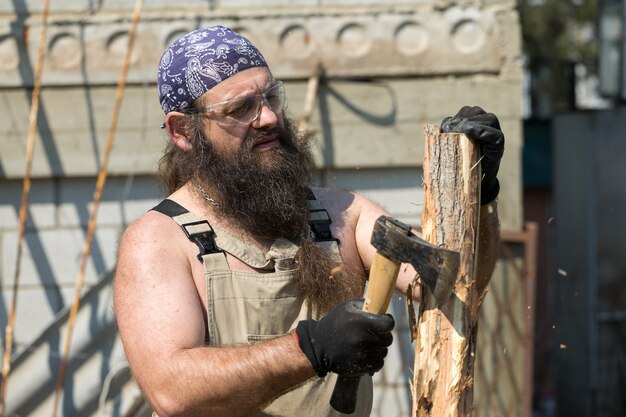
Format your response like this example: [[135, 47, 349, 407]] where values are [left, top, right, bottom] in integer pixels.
[[0, 1, 523, 416]]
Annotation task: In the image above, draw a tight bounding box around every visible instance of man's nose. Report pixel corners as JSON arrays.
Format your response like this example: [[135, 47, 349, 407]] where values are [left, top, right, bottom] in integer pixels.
[[252, 100, 279, 129]]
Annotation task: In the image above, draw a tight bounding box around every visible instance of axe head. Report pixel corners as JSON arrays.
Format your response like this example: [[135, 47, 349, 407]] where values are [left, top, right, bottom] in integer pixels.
[[370, 216, 460, 305]]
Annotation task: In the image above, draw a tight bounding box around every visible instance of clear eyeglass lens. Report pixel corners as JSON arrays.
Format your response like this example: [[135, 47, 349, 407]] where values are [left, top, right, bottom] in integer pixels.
[[209, 82, 284, 125]]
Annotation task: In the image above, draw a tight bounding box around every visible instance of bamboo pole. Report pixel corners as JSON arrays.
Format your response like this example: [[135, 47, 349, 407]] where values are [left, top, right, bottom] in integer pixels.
[[412, 124, 481, 417], [0, 1, 52, 414], [49, 1, 144, 416], [298, 64, 321, 132]]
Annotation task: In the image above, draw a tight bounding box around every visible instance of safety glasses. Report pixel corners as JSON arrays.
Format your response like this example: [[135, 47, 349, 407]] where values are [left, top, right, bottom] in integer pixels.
[[204, 81, 285, 125]]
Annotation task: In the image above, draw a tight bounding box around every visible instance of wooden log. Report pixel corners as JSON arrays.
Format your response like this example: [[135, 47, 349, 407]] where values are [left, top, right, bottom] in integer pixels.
[[412, 124, 481, 417]]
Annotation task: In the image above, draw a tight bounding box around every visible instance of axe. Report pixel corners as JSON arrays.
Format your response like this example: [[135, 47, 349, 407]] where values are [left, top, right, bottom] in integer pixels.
[[330, 215, 460, 414]]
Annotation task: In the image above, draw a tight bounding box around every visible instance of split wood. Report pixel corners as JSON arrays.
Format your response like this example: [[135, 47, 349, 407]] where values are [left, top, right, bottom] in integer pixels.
[[411, 124, 481, 417]]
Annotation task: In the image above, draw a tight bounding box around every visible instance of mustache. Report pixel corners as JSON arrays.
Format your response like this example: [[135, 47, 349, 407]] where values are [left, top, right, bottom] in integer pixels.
[[244, 125, 297, 153], [246, 127, 278, 142]]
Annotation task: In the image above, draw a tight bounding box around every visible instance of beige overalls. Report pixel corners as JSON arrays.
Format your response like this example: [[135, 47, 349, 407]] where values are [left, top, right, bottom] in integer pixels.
[[152, 198, 373, 417]]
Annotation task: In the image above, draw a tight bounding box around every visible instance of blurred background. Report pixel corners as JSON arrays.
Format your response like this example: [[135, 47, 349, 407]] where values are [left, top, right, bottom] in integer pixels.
[[0, 0, 623, 416]]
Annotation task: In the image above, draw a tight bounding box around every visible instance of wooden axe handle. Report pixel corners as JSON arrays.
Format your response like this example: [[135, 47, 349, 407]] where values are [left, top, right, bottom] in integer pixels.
[[363, 252, 401, 314], [330, 251, 401, 414]]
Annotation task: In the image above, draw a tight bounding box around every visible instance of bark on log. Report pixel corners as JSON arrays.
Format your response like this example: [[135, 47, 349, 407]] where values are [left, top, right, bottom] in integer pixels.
[[412, 124, 481, 417]]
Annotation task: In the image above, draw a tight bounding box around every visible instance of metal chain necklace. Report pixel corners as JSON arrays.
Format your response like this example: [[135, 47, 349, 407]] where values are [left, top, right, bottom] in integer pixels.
[[192, 180, 221, 209]]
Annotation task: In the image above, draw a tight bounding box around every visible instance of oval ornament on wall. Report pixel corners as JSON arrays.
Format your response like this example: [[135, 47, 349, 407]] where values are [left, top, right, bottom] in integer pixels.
[[106, 31, 139, 66], [280, 25, 314, 60], [394, 21, 429, 56], [337, 23, 370, 58], [49, 33, 82, 69], [0, 35, 19, 71], [451, 19, 487, 55]]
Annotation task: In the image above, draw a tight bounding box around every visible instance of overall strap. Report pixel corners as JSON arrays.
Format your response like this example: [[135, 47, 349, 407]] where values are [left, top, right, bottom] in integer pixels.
[[151, 193, 340, 263], [306, 190, 343, 265], [306, 190, 340, 245], [151, 199, 222, 262]]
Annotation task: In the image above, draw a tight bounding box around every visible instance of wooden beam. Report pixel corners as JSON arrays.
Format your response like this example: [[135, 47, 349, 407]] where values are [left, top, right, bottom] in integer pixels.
[[412, 124, 481, 417]]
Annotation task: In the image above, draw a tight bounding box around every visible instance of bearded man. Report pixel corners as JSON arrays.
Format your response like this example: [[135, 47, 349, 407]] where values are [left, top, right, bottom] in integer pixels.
[[114, 25, 504, 417]]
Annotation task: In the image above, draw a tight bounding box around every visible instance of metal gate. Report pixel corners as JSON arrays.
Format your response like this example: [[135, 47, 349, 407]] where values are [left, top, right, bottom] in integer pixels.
[[474, 222, 538, 417]]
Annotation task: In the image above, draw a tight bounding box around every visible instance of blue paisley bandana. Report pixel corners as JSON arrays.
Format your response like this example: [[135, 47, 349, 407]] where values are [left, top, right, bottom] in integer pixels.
[[157, 25, 268, 114]]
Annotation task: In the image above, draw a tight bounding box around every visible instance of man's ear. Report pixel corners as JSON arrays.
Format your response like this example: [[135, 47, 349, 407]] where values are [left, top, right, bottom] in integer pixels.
[[164, 112, 193, 151]]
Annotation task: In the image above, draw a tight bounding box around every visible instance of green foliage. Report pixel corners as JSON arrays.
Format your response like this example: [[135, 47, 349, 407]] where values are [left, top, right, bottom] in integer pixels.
[[519, 0, 599, 113]]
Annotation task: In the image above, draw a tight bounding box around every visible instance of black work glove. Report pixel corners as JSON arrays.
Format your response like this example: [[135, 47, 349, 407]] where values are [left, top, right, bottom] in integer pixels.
[[441, 106, 505, 205], [295, 299, 394, 377]]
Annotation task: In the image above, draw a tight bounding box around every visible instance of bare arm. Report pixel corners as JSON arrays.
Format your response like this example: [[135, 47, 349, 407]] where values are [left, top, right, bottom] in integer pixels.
[[114, 214, 315, 417]]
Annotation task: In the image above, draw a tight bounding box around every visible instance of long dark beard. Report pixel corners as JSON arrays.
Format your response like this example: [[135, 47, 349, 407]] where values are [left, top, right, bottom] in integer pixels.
[[194, 116, 314, 240], [294, 239, 366, 317], [192, 116, 365, 315]]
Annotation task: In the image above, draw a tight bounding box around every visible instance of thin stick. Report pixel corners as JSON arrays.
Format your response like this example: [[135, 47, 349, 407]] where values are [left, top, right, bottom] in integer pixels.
[[0, 1, 52, 414], [298, 64, 322, 132], [49, 1, 144, 416]]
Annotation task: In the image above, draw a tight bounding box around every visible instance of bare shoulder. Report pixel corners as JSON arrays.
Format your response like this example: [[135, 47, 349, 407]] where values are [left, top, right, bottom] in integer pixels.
[[311, 187, 389, 269], [115, 209, 192, 295], [311, 187, 385, 222], [118, 211, 184, 266], [311, 187, 387, 229], [309, 187, 356, 226]]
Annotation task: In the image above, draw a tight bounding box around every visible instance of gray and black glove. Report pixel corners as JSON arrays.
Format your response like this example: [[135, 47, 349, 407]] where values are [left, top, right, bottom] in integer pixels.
[[295, 298, 394, 377], [441, 106, 505, 205]]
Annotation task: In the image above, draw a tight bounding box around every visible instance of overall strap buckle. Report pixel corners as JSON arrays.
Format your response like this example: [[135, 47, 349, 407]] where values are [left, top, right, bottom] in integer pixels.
[[308, 208, 340, 244], [181, 220, 222, 262]]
